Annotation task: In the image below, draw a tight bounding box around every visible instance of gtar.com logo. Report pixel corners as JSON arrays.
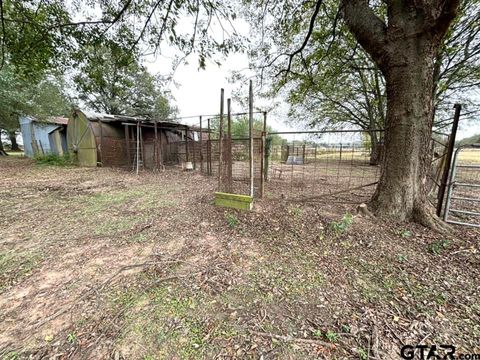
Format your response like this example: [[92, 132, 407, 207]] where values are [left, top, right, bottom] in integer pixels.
[[401, 345, 455, 359]]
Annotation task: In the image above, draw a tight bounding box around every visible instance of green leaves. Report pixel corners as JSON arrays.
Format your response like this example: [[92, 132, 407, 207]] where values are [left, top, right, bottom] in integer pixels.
[[73, 40, 175, 118]]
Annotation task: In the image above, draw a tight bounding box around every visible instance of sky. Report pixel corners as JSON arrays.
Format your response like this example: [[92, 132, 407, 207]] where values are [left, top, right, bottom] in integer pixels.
[[145, 53, 480, 141], [141, 13, 480, 141]]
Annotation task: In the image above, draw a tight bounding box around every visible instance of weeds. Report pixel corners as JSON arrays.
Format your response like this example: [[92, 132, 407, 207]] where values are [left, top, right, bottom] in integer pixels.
[[429, 239, 451, 255], [325, 330, 339, 343], [67, 333, 77, 344], [330, 213, 353, 234], [34, 153, 74, 166], [358, 348, 368, 360], [225, 212, 239, 228], [400, 230, 413, 238], [291, 206, 303, 218]]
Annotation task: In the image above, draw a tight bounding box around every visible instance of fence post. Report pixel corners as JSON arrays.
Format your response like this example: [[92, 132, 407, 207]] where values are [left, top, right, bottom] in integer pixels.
[[199, 116, 203, 174], [154, 119, 158, 170], [207, 119, 212, 175], [185, 126, 189, 163], [436, 103, 461, 216], [227, 98, 233, 193], [136, 121, 140, 175], [249, 80, 254, 198], [218, 89, 224, 190], [99, 120, 104, 166], [125, 124, 131, 167], [260, 111, 267, 197]]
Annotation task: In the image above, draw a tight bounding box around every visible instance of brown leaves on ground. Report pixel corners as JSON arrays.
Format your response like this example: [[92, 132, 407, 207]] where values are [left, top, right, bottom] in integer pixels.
[[0, 156, 479, 359]]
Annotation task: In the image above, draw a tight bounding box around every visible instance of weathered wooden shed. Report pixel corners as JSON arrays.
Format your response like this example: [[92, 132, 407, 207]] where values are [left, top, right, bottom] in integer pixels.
[[19, 116, 68, 157], [67, 109, 194, 168]]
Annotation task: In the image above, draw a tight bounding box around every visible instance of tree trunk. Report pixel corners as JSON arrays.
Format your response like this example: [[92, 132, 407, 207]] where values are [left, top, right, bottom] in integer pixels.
[[341, 0, 460, 229], [369, 39, 442, 227], [8, 131, 20, 151], [369, 130, 381, 166], [0, 135, 7, 156]]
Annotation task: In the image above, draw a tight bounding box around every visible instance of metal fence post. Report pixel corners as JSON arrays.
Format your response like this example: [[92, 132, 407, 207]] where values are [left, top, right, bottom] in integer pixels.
[[218, 89, 224, 190], [249, 80, 254, 198], [437, 103, 461, 216]]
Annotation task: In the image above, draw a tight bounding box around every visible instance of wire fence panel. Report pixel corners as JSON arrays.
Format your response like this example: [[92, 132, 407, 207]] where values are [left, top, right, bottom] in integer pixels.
[[444, 145, 480, 228], [196, 138, 263, 196], [264, 130, 384, 202]]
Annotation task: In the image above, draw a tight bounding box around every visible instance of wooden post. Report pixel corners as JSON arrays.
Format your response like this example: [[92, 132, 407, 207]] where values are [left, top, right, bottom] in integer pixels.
[[260, 111, 267, 198], [437, 103, 461, 216], [136, 121, 140, 175], [302, 143, 306, 163], [227, 98, 232, 193], [99, 121, 104, 166], [192, 126, 196, 170], [154, 119, 159, 170], [249, 80, 254, 198], [185, 126, 189, 163], [140, 123, 145, 170], [207, 118, 212, 175], [125, 124, 131, 167], [218, 89, 225, 189], [199, 116, 203, 173]]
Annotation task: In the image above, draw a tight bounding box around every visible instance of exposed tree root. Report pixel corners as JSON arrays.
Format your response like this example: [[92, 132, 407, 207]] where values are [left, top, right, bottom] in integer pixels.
[[367, 198, 452, 234], [412, 204, 452, 234]]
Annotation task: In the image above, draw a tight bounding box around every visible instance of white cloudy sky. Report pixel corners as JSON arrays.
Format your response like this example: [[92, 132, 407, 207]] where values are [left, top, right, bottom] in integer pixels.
[[143, 15, 479, 141], [145, 54, 479, 141]]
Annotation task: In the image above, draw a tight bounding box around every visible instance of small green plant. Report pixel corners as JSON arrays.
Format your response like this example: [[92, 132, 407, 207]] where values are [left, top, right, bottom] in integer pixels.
[[292, 206, 303, 218], [325, 330, 339, 343], [3, 351, 19, 360], [429, 239, 450, 255], [225, 213, 239, 228], [435, 293, 447, 305], [312, 329, 323, 338], [400, 230, 413, 238], [330, 213, 353, 234], [67, 332, 77, 344], [341, 324, 351, 333], [397, 254, 408, 262], [358, 347, 368, 360], [35, 153, 74, 166]]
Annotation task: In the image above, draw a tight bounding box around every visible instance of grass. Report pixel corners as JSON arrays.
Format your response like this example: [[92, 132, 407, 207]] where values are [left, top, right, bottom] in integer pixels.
[[225, 212, 239, 228], [2, 157, 479, 359], [428, 239, 451, 255], [458, 149, 480, 164], [330, 212, 353, 234], [34, 153, 75, 166], [110, 283, 217, 359], [0, 250, 43, 292]]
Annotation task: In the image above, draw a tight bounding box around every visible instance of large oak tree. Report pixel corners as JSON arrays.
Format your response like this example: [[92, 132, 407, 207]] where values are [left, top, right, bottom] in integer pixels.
[[341, 0, 460, 228], [245, 0, 462, 228]]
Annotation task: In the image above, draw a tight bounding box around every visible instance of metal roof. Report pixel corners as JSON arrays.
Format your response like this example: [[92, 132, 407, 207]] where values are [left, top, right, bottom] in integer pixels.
[[30, 116, 69, 125], [80, 110, 188, 128]]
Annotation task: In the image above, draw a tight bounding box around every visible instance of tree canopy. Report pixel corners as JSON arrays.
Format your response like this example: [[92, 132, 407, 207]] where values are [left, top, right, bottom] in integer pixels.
[[73, 41, 177, 119]]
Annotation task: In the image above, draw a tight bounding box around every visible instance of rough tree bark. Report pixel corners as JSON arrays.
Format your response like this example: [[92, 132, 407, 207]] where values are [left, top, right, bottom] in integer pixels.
[[8, 131, 20, 151], [0, 132, 7, 156], [369, 131, 381, 166], [342, 0, 460, 229]]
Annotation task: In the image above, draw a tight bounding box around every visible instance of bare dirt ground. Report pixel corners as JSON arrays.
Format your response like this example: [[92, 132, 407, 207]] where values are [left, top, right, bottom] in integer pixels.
[[1, 157, 479, 359]]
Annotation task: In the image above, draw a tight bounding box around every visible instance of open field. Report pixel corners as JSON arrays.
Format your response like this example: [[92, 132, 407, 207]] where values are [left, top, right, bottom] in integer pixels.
[[1, 157, 479, 359]]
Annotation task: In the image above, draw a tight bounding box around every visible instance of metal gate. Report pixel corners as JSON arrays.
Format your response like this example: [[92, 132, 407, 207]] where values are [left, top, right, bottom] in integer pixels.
[[444, 144, 480, 228]]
